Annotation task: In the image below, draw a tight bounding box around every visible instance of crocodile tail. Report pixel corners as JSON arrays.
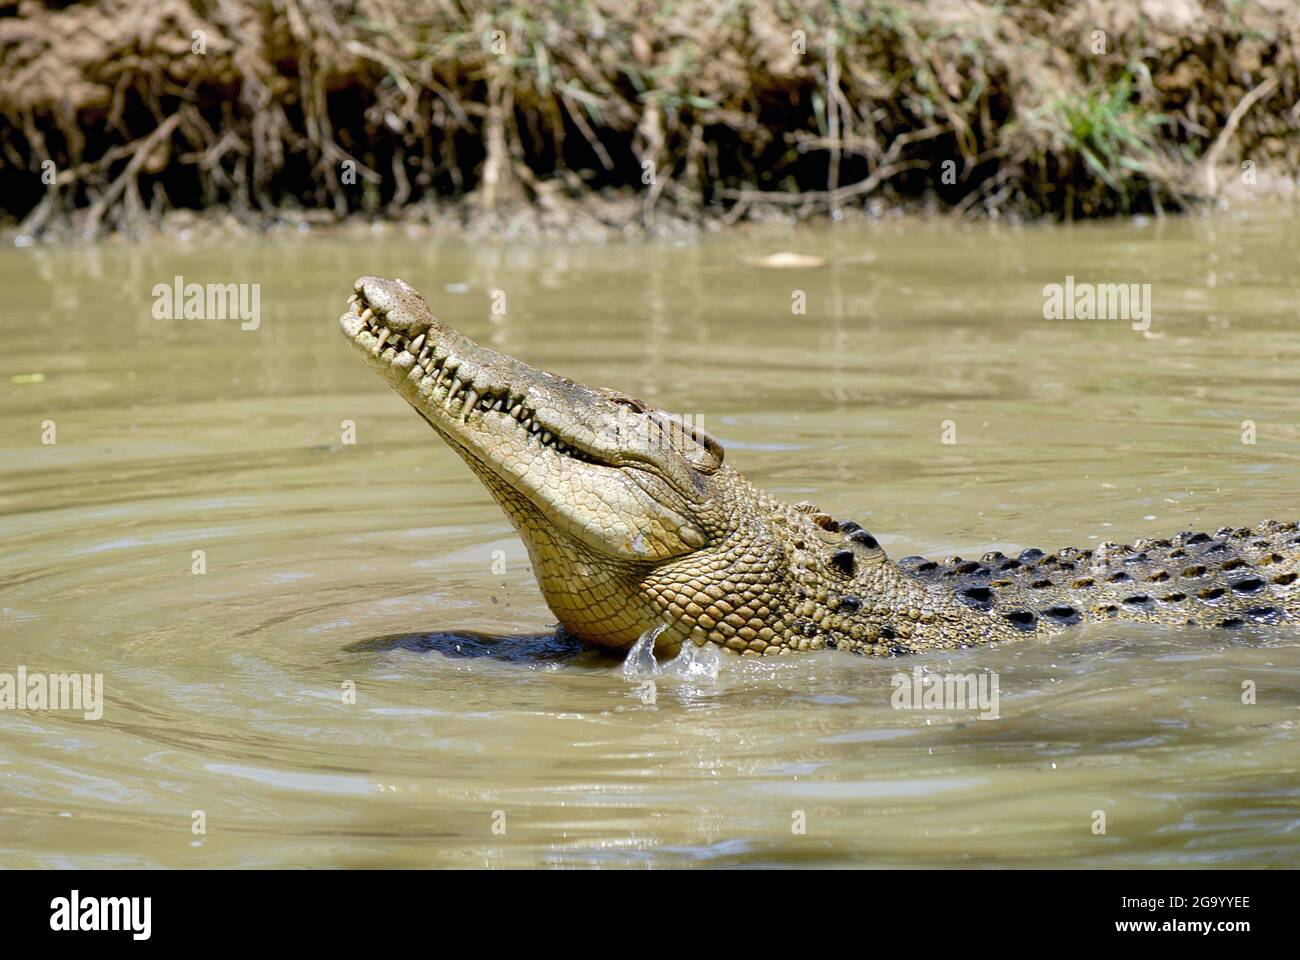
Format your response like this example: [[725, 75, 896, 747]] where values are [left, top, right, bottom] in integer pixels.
[[898, 519, 1299, 632]]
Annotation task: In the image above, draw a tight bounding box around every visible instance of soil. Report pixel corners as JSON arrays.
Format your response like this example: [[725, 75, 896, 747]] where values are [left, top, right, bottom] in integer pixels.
[[3, 0, 1299, 241]]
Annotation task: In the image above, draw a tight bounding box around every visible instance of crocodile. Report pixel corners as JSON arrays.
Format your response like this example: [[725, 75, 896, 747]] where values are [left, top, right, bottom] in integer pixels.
[[340, 276, 1299, 656]]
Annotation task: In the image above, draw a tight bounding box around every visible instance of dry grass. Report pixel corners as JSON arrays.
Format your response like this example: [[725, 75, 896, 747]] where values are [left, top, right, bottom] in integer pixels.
[[2, 0, 1298, 238]]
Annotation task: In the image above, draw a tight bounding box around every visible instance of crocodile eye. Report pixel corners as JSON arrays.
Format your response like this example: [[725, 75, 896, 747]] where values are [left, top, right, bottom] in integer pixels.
[[646, 410, 724, 474], [608, 394, 648, 414]]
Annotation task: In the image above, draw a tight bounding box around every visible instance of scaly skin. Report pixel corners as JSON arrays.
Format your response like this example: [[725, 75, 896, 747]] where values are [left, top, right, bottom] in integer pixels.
[[340, 276, 1300, 656]]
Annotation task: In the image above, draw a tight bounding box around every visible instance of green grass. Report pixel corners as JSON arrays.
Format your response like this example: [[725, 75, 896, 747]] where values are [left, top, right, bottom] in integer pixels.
[[1052, 74, 1169, 210]]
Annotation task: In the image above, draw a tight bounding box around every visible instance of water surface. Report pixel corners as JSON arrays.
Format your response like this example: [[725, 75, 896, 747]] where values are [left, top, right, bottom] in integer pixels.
[[1, 211, 1298, 867]]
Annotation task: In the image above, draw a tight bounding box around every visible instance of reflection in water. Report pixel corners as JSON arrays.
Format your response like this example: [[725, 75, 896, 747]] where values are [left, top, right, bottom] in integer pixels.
[[345, 630, 584, 663], [1, 212, 1298, 867]]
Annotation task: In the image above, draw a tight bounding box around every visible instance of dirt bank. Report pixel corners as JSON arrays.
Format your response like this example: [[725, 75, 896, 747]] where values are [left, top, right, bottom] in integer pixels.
[[2, 0, 1299, 241]]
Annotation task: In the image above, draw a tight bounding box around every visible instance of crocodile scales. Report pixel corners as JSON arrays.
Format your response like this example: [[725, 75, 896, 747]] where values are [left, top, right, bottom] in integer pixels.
[[339, 276, 1299, 656]]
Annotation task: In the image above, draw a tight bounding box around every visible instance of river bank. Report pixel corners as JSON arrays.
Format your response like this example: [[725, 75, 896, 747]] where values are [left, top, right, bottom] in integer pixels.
[[3, 1, 1299, 241]]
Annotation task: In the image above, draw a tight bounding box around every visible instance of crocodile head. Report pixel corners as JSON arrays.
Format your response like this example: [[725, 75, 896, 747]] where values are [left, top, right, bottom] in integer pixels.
[[340, 276, 738, 650]]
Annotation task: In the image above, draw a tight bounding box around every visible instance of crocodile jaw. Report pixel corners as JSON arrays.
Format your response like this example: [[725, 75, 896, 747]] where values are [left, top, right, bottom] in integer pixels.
[[339, 275, 721, 647]]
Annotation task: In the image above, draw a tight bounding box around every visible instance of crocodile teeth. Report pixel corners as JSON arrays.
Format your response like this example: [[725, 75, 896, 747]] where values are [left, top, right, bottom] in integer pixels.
[[509, 403, 522, 418], [374, 329, 390, 353], [463, 390, 479, 419], [408, 334, 426, 354], [448, 377, 464, 404], [360, 307, 375, 324]]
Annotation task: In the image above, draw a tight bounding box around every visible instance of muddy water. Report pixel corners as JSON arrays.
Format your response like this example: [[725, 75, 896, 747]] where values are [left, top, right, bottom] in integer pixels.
[[1, 212, 1298, 868]]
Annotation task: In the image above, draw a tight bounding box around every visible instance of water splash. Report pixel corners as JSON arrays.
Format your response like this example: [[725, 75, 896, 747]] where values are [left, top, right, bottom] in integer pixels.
[[621, 623, 665, 679], [621, 625, 723, 682], [663, 637, 721, 680]]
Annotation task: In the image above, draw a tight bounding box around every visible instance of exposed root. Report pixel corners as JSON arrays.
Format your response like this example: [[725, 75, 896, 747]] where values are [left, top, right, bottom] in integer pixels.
[[2, 1, 1299, 239]]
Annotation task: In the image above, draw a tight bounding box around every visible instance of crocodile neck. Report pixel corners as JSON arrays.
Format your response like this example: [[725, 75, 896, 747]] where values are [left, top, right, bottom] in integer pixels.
[[339, 275, 1299, 656]]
